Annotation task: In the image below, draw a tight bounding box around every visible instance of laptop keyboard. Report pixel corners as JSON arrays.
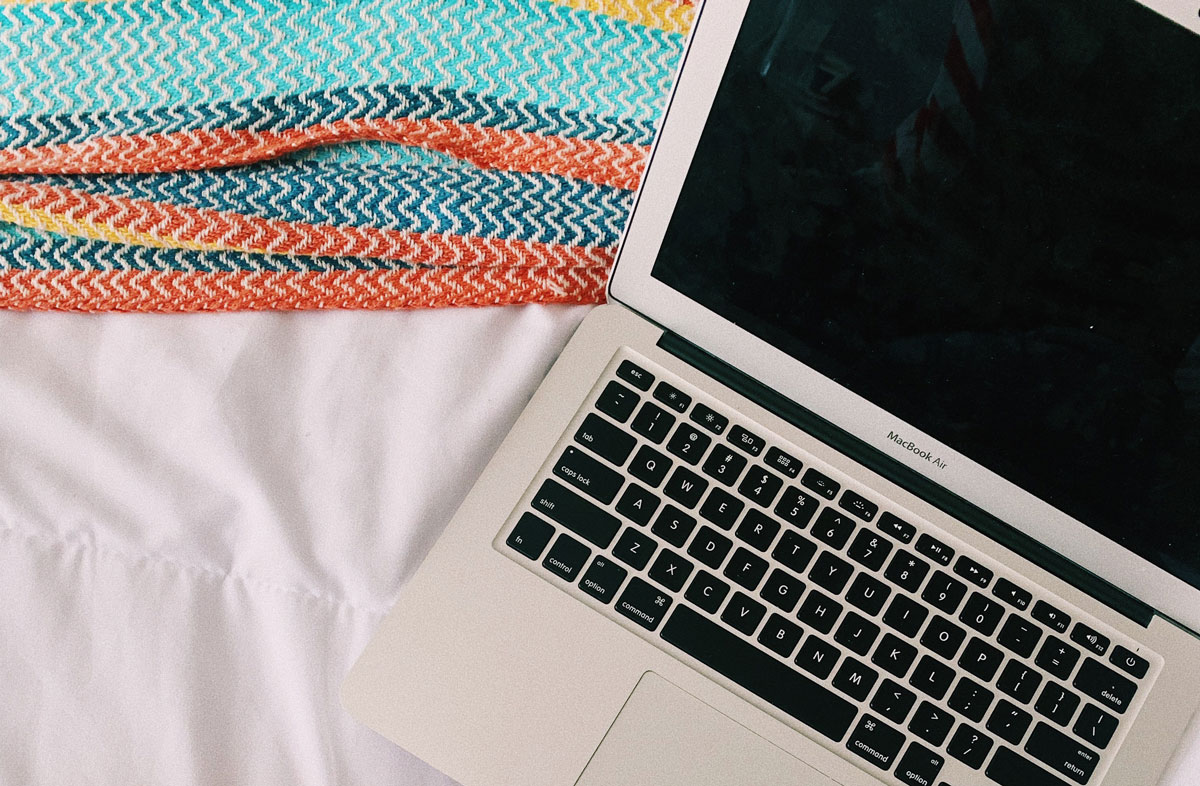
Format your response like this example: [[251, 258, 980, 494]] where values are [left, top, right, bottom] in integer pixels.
[[497, 351, 1160, 786]]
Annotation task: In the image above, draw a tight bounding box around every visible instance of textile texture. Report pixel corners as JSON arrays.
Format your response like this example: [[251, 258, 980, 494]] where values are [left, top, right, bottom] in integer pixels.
[[0, 0, 694, 311]]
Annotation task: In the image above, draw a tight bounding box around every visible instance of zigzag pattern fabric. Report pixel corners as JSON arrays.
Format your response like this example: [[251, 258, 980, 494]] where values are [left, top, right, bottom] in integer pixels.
[[0, 0, 694, 311]]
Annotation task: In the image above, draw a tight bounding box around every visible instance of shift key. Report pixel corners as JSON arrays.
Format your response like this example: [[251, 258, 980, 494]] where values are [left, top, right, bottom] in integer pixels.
[[553, 446, 624, 504], [532, 479, 621, 548]]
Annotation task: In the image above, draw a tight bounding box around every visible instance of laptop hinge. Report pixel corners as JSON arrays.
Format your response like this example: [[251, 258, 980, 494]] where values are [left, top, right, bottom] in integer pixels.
[[657, 330, 1156, 629]]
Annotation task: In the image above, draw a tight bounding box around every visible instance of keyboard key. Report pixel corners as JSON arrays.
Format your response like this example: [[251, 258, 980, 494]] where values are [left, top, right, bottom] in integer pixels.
[[1035, 682, 1081, 727], [615, 483, 660, 526], [628, 445, 672, 487], [954, 555, 994, 588], [960, 637, 1005, 682], [764, 446, 802, 478], [721, 591, 767, 635], [884, 552, 930, 593], [949, 676, 995, 723], [684, 570, 730, 614], [664, 466, 708, 508], [702, 445, 748, 486], [1071, 623, 1110, 656], [648, 548, 694, 592], [809, 551, 854, 594], [724, 547, 769, 590], [665, 423, 712, 466], [1073, 657, 1136, 714], [553, 446, 624, 504], [871, 632, 917, 678], [543, 533, 591, 582], [616, 577, 672, 631], [661, 605, 858, 741], [773, 530, 818, 574], [839, 490, 878, 521], [760, 568, 805, 612], [921, 615, 966, 660], [612, 527, 657, 571], [833, 658, 879, 702], [736, 509, 781, 552], [993, 577, 1033, 610], [774, 486, 820, 528], [615, 359, 653, 391], [813, 508, 856, 550], [846, 573, 891, 617], [574, 413, 637, 466], [699, 488, 744, 530], [1110, 645, 1150, 679], [922, 571, 967, 614], [687, 526, 733, 569], [1074, 704, 1119, 749], [877, 512, 917, 543], [986, 746, 1073, 786], [847, 530, 893, 572], [795, 636, 841, 679], [579, 556, 628, 605], [910, 655, 955, 700], [738, 467, 783, 507], [595, 380, 638, 422], [845, 715, 903, 770], [947, 724, 994, 770], [998, 615, 1043, 659], [835, 611, 880, 656], [796, 589, 843, 635], [1032, 600, 1072, 635], [997, 660, 1043, 704], [727, 424, 765, 456], [908, 701, 953, 746], [1036, 637, 1081, 681], [801, 468, 840, 500], [531, 480, 621, 549], [690, 403, 729, 435], [506, 513, 555, 560], [630, 402, 675, 444], [896, 742, 944, 786], [651, 505, 696, 548], [987, 699, 1033, 745], [960, 591, 1005, 636], [758, 613, 803, 658], [1026, 722, 1100, 784], [653, 381, 691, 413], [872, 679, 918, 724], [914, 533, 954, 566], [882, 594, 928, 638]]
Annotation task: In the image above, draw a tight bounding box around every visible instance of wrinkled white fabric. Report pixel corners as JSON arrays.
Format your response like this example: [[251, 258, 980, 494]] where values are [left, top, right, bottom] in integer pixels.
[[0, 306, 1194, 785]]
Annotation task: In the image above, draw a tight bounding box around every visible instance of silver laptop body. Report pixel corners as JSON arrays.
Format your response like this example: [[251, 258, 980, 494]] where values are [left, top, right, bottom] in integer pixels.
[[344, 2, 1200, 784]]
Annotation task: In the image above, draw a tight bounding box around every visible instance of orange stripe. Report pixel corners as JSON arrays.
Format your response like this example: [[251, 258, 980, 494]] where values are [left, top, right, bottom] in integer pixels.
[[0, 180, 616, 268], [0, 117, 649, 190], [0, 265, 611, 312]]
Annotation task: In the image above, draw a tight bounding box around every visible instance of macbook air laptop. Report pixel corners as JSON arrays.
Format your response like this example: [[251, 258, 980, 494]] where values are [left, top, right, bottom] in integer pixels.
[[343, 1, 1200, 784]]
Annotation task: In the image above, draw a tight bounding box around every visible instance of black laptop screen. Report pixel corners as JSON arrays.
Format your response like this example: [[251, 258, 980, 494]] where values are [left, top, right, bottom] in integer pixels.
[[651, 0, 1200, 589]]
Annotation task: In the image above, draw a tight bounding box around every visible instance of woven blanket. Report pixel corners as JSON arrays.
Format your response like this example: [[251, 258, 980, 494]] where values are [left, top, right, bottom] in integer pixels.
[[0, 0, 693, 311]]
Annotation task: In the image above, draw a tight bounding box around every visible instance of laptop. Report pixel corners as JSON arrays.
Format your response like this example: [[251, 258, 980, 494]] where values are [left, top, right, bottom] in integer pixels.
[[343, 1, 1200, 784]]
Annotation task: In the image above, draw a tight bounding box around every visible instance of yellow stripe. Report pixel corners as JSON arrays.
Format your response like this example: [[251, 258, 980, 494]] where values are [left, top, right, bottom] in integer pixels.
[[550, 0, 695, 35], [0, 203, 245, 254]]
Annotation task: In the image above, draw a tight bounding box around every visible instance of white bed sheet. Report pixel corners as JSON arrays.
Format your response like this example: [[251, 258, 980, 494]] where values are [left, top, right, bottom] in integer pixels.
[[0, 306, 1194, 785]]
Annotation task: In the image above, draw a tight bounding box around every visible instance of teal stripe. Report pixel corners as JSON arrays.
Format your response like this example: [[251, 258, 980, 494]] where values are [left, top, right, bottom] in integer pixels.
[[0, 224, 419, 273], [0, 0, 682, 125]]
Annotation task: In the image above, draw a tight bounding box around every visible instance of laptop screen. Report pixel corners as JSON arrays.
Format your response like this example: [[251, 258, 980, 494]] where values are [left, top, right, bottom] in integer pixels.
[[651, 0, 1200, 590]]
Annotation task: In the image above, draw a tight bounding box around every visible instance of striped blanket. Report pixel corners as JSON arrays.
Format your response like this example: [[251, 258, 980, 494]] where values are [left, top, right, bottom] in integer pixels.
[[0, 0, 693, 311]]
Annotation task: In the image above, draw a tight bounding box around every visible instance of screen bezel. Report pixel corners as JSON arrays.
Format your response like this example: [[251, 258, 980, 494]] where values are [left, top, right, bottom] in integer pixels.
[[609, 0, 1200, 632]]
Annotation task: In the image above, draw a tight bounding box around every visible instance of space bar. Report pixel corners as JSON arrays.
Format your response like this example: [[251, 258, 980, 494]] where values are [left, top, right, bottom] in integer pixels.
[[661, 605, 858, 742]]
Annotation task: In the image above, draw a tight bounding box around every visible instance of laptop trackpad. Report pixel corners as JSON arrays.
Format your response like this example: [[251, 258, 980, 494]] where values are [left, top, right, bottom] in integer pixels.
[[575, 672, 841, 786]]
